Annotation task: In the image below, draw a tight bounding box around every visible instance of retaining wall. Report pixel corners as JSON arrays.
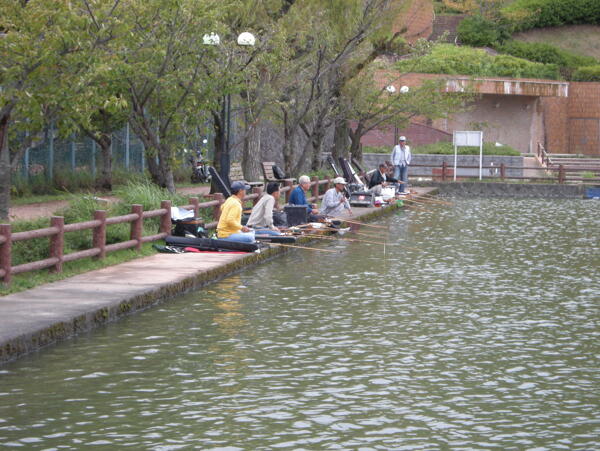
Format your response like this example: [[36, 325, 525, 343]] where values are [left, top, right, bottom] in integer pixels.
[[363, 154, 524, 177], [428, 182, 586, 198]]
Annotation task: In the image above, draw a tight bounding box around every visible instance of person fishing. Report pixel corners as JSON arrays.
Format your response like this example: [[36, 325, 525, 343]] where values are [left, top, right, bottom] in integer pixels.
[[391, 136, 411, 194], [368, 163, 390, 196], [246, 182, 281, 236], [320, 177, 353, 217], [216, 181, 255, 243], [289, 175, 322, 222]]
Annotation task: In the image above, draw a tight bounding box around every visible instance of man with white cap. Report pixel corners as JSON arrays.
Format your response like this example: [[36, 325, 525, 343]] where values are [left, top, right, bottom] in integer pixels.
[[320, 177, 352, 217], [391, 136, 411, 194]]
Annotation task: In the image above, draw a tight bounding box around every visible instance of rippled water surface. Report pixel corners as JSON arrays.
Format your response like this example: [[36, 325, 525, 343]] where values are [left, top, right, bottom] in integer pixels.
[[1, 198, 599, 450]]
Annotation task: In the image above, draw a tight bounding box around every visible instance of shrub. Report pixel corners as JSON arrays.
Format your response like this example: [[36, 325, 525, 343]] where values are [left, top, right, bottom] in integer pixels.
[[497, 40, 598, 78], [503, 0, 600, 32], [572, 65, 600, 82], [413, 141, 521, 156], [457, 15, 511, 47], [397, 44, 560, 79]]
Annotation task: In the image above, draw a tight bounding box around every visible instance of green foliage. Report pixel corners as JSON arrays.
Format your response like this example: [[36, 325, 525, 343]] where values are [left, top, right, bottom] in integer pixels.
[[413, 141, 521, 155], [572, 65, 600, 81], [457, 15, 511, 47], [497, 40, 598, 78], [502, 0, 600, 32], [363, 142, 520, 155], [9, 180, 192, 269], [0, 244, 157, 296], [397, 44, 560, 79]]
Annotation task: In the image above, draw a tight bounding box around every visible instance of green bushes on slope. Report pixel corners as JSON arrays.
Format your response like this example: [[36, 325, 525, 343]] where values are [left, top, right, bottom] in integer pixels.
[[502, 0, 600, 32], [572, 65, 600, 82], [496, 40, 598, 78], [397, 44, 560, 79], [457, 15, 511, 47]]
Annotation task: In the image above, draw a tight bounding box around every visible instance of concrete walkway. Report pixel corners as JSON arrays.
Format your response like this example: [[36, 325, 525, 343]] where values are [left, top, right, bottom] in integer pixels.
[[0, 188, 436, 364]]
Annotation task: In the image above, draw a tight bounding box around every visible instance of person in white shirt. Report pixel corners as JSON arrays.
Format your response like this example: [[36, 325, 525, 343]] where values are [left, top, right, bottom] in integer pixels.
[[391, 136, 411, 194], [320, 177, 352, 217], [247, 182, 281, 236]]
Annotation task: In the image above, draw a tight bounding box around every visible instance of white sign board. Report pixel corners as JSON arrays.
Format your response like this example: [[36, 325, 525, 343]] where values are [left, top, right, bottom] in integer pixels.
[[454, 131, 483, 147], [453, 131, 484, 181]]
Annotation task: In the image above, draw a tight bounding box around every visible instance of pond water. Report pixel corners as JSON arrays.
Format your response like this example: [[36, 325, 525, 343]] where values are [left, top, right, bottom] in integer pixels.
[[0, 198, 599, 450]]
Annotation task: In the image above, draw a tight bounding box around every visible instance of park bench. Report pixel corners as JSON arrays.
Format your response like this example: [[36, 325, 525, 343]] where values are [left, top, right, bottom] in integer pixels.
[[261, 161, 295, 185], [230, 162, 263, 189]]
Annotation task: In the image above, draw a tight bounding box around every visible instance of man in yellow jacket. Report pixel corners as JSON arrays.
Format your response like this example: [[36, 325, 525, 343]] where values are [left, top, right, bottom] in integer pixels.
[[216, 181, 256, 243]]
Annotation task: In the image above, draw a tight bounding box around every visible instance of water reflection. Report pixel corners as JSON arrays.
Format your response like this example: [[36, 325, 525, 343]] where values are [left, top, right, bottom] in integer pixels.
[[0, 198, 598, 449]]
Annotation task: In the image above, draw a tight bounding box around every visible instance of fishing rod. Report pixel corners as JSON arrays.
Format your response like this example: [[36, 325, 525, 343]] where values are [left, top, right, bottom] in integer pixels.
[[270, 242, 339, 253], [330, 218, 389, 229], [306, 234, 387, 246], [409, 195, 453, 206]]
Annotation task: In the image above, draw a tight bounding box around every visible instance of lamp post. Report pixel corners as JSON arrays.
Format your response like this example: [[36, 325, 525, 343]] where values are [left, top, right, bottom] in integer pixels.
[[203, 31, 256, 188], [386, 85, 409, 144]]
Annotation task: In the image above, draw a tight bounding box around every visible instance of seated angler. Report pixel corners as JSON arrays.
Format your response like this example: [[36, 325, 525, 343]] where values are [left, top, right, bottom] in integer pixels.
[[289, 175, 322, 222], [368, 163, 391, 196], [321, 177, 353, 217], [216, 181, 256, 243], [246, 182, 282, 236]]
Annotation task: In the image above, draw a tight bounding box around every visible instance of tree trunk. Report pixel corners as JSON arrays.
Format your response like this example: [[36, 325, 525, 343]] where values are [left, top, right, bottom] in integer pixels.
[[349, 122, 364, 163], [96, 134, 112, 191], [158, 142, 176, 194], [332, 118, 349, 161], [211, 111, 224, 193], [0, 115, 10, 221], [242, 117, 263, 182]]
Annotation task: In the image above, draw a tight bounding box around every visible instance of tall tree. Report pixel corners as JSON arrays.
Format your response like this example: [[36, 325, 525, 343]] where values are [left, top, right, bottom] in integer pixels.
[[112, 0, 225, 193], [0, 0, 119, 220]]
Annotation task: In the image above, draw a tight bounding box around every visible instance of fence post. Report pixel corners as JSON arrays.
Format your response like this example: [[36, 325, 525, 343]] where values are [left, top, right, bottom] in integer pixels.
[[93, 210, 107, 259], [188, 197, 199, 217], [131, 204, 144, 251], [0, 224, 12, 285], [311, 176, 319, 200], [160, 200, 172, 235], [500, 163, 506, 180], [50, 216, 64, 274], [284, 180, 294, 203], [212, 193, 225, 222], [442, 161, 448, 182], [252, 186, 263, 207], [558, 165, 565, 184]]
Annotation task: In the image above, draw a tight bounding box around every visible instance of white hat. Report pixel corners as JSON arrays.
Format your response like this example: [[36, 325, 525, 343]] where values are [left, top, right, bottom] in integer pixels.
[[333, 176, 347, 185], [399, 136, 406, 141]]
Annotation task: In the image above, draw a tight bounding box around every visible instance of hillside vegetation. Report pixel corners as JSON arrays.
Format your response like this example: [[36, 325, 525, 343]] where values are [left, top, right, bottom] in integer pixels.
[[513, 25, 600, 60]]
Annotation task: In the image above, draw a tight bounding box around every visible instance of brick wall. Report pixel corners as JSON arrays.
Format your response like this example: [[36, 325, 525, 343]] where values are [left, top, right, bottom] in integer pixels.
[[542, 82, 600, 155], [392, 0, 433, 44], [358, 121, 451, 149]]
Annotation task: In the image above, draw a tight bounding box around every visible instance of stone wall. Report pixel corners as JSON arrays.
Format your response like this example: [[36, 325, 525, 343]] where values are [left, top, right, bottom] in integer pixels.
[[429, 182, 586, 198], [363, 153, 524, 177]]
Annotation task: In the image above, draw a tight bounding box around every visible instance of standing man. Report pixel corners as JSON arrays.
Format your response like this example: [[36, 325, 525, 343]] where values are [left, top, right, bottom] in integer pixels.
[[247, 182, 281, 236], [216, 181, 255, 243], [321, 177, 352, 217], [391, 136, 411, 194]]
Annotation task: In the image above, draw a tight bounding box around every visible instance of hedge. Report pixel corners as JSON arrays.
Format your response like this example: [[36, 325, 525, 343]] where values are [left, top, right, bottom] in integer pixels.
[[572, 65, 600, 82], [397, 44, 560, 79], [497, 40, 598, 79], [413, 141, 521, 156], [457, 15, 511, 47], [502, 0, 600, 31]]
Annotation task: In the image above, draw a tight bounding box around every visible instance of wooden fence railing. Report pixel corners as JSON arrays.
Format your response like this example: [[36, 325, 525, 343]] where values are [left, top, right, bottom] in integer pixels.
[[411, 161, 600, 184], [0, 177, 332, 285]]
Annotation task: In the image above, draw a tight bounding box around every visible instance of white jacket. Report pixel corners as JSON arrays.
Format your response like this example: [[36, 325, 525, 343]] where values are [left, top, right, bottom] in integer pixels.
[[391, 144, 411, 166]]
